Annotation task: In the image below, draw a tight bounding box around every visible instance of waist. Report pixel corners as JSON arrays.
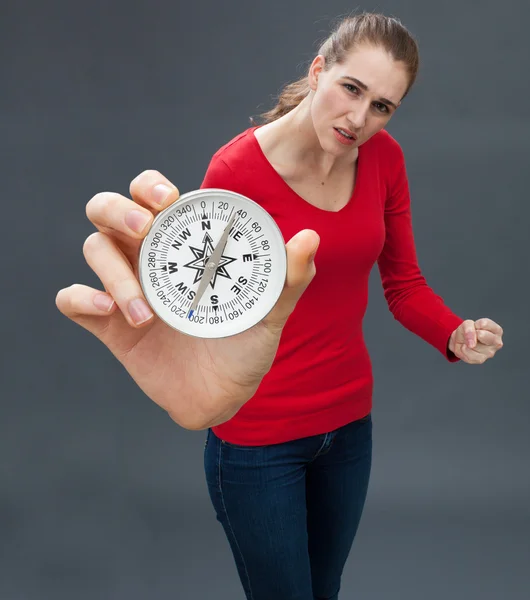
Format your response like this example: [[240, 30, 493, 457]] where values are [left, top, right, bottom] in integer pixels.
[[211, 336, 373, 445]]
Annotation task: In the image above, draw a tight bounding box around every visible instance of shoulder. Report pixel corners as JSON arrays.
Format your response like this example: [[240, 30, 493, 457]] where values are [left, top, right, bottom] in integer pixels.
[[209, 127, 257, 168], [362, 129, 405, 168], [200, 127, 257, 191]]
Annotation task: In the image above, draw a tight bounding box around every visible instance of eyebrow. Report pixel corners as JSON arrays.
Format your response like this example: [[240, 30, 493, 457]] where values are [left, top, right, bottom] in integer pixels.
[[342, 76, 398, 109]]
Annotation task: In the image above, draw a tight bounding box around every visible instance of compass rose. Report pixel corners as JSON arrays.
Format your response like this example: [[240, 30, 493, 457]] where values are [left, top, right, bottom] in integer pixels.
[[183, 231, 237, 288]]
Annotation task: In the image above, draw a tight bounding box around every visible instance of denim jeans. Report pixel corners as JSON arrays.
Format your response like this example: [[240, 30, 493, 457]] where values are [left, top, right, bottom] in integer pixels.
[[203, 413, 372, 600]]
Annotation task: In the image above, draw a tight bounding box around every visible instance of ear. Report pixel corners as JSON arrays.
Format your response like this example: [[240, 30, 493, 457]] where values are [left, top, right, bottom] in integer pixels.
[[308, 55, 325, 91]]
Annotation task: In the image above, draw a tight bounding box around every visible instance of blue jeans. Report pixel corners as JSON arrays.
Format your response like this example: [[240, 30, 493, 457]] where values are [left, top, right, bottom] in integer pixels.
[[203, 413, 372, 600]]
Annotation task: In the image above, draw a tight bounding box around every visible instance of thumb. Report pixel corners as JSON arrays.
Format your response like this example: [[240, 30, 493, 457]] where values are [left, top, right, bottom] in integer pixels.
[[455, 319, 477, 348], [262, 229, 320, 333]]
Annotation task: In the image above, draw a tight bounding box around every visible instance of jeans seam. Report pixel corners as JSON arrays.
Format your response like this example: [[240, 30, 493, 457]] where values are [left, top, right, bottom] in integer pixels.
[[312, 432, 335, 461], [217, 440, 255, 600]]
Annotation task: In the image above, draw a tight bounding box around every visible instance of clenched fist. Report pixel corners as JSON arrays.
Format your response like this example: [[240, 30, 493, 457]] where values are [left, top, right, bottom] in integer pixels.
[[448, 318, 504, 364]]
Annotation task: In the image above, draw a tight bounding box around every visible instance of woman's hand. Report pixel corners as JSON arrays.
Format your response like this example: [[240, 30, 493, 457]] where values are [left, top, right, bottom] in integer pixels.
[[449, 318, 504, 364], [56, 170, 320, 430]]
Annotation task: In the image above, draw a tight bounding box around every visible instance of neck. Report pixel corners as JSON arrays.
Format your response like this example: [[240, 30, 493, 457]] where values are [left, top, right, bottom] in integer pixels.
[[269, 95, 358, 179]]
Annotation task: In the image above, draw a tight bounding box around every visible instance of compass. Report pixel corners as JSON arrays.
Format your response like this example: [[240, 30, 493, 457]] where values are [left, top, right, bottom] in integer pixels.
[[138, 188, 287, 338]]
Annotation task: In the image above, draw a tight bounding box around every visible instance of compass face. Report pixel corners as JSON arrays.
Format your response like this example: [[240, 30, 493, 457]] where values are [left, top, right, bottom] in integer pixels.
[[138, 188, 287, 338]]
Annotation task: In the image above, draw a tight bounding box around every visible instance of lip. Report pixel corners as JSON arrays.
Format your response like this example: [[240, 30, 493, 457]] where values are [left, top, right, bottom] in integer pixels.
[[333, 127, 357, 146], [334, 126, 357, 141]]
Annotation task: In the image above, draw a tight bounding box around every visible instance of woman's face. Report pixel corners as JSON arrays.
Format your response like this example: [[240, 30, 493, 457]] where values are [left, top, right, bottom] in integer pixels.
[[308, 44, 410, 154]]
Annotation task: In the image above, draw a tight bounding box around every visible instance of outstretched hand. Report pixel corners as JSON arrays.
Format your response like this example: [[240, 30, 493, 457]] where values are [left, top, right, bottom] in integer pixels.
[[56, 170, 320, 430], [449, 318, 504, 364]]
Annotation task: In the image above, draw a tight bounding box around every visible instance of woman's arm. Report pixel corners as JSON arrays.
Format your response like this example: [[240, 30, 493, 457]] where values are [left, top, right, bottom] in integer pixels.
[[376, 155, 464, 362]]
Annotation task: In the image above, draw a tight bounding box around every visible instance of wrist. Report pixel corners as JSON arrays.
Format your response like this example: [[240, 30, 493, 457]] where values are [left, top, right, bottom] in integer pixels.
[[447, 330, 456, 355]]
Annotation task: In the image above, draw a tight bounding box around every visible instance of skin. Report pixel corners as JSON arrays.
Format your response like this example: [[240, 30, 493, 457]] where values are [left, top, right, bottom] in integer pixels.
[[55, 176, 320, 431], [262, 43, 503, 363], [260, 44, 409, 179], [56, 45, 503, 432]]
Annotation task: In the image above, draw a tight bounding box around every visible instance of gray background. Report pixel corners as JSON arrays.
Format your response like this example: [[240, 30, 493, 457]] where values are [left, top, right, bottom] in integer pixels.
[[1, 0, 528, 598]]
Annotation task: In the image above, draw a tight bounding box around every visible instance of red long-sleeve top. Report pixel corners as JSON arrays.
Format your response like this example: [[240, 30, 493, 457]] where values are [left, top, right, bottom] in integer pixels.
[[200, 126, 463, 445]]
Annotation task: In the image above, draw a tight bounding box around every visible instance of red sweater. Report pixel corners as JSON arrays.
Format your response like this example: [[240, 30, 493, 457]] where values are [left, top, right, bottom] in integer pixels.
[[200, 126, 463, 445]]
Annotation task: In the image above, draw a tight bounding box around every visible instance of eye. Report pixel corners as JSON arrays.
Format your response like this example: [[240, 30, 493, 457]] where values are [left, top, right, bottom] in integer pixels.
[[342, 83, 360, 95], [373, 102, 389, 114]]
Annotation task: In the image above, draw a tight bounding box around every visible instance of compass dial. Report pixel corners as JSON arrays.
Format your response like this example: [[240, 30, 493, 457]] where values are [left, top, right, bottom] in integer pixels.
[[138, 188, 287, 338]]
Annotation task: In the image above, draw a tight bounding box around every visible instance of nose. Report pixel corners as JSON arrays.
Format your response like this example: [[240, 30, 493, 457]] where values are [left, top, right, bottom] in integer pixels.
[[347, 102, 370, 130]]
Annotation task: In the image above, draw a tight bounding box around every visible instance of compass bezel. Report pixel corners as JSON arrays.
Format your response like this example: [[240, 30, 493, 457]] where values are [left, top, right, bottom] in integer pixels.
[[138, 188, 287, 339]]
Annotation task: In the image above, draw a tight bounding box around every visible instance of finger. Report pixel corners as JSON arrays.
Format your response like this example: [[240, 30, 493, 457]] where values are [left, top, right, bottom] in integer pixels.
[[475, 318, 503, 337], [129, 170, 180, 212], [86, 191, 155, 244], [476, 329, 504, 349], [83, 232, 155, 327], [458, 319, 477, 348], [460, 344, 489, 364], [56, 283, 116, 317], [55, 284, 120, 339], [262, 229, 320, 334]]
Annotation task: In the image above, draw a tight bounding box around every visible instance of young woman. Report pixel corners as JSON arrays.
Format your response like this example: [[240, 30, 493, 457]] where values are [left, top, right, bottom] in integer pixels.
[[56, 12, 504, 600]]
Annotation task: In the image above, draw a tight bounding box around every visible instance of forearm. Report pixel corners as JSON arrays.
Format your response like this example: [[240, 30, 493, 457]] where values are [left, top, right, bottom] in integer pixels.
[[387, 288, 463, 361]]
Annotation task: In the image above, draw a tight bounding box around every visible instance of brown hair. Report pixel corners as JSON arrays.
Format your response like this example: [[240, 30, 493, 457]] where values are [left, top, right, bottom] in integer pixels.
[[251, 12, 419, 125]]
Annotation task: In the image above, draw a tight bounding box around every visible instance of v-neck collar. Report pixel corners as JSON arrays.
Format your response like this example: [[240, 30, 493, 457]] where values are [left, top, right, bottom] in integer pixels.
[[249, 125, 362, 215]]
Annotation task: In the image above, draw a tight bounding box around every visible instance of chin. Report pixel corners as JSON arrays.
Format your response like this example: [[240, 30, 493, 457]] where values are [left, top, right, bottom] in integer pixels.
[[321, 134, 348, 155], [323, 142, 344, 156]]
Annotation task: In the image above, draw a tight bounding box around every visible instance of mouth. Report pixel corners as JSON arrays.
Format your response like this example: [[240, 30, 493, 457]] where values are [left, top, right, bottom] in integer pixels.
[[333, 127, 358, 146]]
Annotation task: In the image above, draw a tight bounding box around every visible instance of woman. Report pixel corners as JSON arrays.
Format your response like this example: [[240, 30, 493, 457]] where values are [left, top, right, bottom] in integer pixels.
[[56, 12, 504, 600]]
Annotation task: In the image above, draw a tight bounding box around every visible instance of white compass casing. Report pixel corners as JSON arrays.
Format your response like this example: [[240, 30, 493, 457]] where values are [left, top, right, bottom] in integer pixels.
[[138, 188, 287, 338]]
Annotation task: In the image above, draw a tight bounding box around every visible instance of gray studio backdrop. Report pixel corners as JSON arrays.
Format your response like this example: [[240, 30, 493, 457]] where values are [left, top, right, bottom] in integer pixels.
[[2, 1, 529, 599]]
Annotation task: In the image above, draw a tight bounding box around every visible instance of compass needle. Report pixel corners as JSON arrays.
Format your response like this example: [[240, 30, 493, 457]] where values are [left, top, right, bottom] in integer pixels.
[[188, 212, 236, 317]]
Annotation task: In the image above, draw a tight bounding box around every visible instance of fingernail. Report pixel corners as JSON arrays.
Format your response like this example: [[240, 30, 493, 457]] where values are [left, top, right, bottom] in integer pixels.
[[129, 298, 154, 325], [152, 184, 172, 206], [94, 293, 114, 312], [125, 210, 151, 234]]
